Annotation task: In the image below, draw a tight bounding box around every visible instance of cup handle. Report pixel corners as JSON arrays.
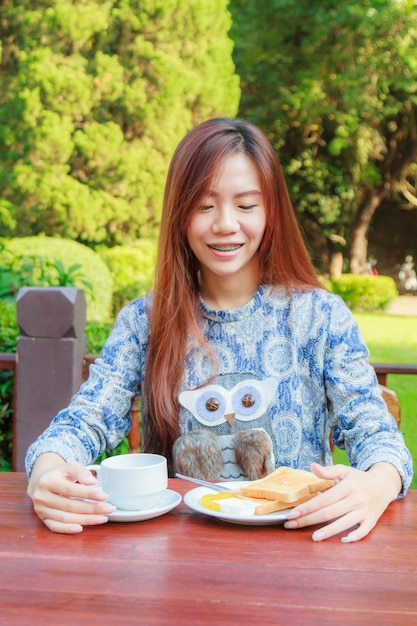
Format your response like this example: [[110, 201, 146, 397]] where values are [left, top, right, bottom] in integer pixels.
[[86, 464, 101, 484]]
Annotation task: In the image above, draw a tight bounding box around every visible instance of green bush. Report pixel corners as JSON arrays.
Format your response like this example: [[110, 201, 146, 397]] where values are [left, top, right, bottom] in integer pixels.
[[330, 274, 398, 312], [0, 301, 19, 470], [100, 240, 157, 314], [85, 320, 114, 353], [1, 237, 113, 322]]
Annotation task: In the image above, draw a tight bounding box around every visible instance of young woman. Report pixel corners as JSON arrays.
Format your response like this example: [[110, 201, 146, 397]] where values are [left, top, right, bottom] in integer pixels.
[[26, 118, 413, 541]]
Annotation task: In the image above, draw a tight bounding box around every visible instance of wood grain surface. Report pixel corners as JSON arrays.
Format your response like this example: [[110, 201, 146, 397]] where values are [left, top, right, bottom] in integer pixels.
[[1, 474, 416, 625]]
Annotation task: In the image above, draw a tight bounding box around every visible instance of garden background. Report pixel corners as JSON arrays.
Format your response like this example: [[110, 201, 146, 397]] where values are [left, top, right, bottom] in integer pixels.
[[0, 1, 416, 484]]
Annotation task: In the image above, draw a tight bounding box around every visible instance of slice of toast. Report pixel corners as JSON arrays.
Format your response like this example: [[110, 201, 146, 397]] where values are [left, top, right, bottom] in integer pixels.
[[251, 492, 316, 515], [199, 489, 316, 515], [240, 466, 334, 504]]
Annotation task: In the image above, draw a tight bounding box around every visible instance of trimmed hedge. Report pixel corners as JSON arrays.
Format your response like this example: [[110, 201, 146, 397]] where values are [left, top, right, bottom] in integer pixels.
[[330, 274, 398, 312], [1, 237, 113, 322]]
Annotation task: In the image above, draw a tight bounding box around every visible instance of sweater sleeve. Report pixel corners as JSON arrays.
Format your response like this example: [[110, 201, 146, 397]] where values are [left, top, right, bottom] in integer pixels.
[[324, 296, 413, 496], [25, 299, 149, 477]]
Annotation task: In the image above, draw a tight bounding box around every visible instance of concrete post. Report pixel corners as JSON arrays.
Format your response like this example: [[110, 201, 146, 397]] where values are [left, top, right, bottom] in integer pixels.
[[14, 287, 86, 471]]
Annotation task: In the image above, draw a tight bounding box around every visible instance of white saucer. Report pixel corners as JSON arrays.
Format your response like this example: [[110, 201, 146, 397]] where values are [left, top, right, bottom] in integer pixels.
[[108, 489, 182, 522], [183, 482, 292, 526]]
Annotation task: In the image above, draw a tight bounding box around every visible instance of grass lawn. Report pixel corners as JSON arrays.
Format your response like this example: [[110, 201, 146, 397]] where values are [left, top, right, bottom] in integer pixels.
[[332, 312, 417, 489]]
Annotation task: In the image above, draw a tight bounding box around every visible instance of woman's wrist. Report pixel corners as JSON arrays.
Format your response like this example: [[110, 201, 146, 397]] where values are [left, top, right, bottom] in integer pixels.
[[367, 461, 402, 500], [27, 453, 66, 496]]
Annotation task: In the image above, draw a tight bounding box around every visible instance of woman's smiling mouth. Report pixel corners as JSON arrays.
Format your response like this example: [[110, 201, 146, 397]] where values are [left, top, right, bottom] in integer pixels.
[[208, 244, 244, 252]]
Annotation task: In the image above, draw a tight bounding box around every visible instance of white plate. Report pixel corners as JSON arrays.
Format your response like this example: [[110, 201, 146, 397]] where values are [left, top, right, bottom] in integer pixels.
[[108, 489, 182, 522], [183, 482, 292, 526]]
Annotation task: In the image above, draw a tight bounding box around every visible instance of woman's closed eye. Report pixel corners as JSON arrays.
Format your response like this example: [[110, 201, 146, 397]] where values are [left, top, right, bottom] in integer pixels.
[[199, 203, 258, 211]]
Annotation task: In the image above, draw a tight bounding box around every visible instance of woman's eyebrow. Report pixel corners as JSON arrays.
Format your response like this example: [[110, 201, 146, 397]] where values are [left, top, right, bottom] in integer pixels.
[[205, 189, 262, 198], [234, 189, 262, 198]]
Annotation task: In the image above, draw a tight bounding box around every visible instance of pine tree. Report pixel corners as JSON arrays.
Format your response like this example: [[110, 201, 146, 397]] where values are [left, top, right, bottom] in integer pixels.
[[0, 1, 240, 245]]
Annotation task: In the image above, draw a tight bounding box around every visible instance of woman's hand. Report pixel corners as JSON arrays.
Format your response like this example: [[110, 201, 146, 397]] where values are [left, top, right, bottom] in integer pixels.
[[27, 453, 116, 534], [284, 462, 402, 543]]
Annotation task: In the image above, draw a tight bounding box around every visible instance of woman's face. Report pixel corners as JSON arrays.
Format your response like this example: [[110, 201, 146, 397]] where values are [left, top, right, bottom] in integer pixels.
[[186, 152, 267, 290]]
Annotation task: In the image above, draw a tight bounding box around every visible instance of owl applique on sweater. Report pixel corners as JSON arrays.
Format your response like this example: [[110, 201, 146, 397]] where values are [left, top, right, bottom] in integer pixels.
[[173, 376, 278, 481]]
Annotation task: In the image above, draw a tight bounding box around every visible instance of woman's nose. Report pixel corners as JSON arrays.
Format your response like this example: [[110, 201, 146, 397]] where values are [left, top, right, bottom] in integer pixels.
[[212, 207, 239, 233]]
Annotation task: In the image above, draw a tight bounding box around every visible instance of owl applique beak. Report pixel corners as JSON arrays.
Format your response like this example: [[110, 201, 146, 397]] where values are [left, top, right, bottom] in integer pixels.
[[224, 413, 235, 428]]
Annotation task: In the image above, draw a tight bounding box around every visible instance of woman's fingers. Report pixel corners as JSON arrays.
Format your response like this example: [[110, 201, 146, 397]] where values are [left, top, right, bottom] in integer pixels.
[[43, 520, 85, 534], [284, 464, 389, 542], [34, 494, 116, 533], [29, 461, 117, 533], [310, 462, 350, 482], [41, 510, 111, 534]]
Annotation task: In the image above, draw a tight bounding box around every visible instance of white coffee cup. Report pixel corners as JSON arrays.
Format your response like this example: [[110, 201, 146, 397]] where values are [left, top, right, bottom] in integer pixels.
[[87, 453, 168, 511]]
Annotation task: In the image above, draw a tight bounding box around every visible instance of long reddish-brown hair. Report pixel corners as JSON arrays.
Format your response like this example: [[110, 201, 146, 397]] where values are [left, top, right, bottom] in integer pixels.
[[142, 118, 322, 467]]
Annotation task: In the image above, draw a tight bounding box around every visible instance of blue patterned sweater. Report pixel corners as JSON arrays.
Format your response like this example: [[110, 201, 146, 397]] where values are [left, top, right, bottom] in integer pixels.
[[25, 285, 413, 494]]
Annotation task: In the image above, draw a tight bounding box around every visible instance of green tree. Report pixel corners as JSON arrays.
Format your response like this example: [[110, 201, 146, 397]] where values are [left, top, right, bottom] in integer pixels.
[[0, 0, 240, 246], [231, 0, 417, 274]]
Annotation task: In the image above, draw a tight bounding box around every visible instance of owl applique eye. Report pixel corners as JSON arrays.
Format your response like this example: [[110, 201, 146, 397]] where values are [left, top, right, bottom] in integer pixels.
[[231, 385, 261, 418], [205, 397, 220, 411], [178, 378, 278, 429], [242, 394, 255, 407], [195, 389, 227, 425]]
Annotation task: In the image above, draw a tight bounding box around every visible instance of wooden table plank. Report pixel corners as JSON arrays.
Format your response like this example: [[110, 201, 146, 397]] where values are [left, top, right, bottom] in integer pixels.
[[1, 474, 416, 625]]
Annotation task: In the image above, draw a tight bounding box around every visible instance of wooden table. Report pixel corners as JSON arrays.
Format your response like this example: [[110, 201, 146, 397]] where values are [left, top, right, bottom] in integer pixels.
[[1, 474, 416, 625]]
